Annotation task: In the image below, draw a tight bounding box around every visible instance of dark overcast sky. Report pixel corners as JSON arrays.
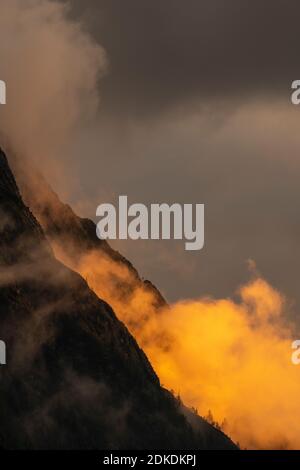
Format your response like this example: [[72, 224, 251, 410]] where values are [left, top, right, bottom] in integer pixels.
[[67, 0, 300, 116], [2, 0, 300, 306], [46, 0, 300, 314]]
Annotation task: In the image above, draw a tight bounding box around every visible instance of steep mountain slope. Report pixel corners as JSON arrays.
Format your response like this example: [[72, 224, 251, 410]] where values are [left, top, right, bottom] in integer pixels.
[[0, 148, 236, 449], [15, 163, 165, 303], [14, 162, 167, 344]]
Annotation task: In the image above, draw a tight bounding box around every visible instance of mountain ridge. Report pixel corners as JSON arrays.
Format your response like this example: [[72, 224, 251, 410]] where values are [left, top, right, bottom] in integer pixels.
[[0, 148, 237, 449]]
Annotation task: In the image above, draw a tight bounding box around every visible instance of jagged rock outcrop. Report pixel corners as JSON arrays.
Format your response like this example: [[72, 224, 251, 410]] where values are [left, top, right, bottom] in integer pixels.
[[13, 161, 167, 310], [0, 148, 236, 449]]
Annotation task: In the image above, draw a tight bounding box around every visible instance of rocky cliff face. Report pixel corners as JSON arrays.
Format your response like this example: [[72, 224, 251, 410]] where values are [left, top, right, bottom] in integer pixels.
[[13, 161, 167, 312], [0, 148, 236, 449]]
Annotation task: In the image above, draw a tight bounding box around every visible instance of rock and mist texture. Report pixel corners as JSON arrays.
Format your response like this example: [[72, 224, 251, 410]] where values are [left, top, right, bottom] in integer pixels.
[[0, 149, 236, 449], [14, 155, 300, 451]]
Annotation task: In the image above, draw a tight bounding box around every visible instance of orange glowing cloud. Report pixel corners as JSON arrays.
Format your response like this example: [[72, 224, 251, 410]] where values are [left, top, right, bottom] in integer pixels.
[[51, 244, 300, 449]]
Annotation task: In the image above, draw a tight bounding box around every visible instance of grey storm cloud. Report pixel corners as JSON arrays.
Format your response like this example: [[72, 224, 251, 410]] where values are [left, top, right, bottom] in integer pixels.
[[2, 0, 299, 311], [67, 0, 300, 115], [53, 0, 300, 311]]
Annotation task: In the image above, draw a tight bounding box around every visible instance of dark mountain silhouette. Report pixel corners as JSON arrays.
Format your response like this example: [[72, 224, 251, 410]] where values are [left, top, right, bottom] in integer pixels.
[[14, 161, 167, 312], [0, 148, 236, 449], [13, 161, 167, 341]]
